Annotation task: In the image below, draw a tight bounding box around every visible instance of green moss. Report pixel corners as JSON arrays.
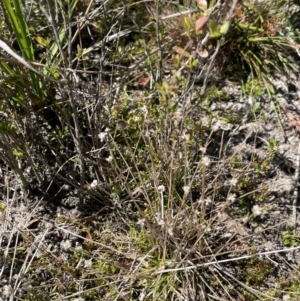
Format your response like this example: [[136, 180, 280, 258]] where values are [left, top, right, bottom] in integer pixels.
[[203, 84, 230, 102], [272, 278, 300, 301], [93, 256, 117, 275], [282, 228, 300, 247], [242, 78, 264, 98], [244, 258, 273, 286], [218, 110, 244, 125], [129, 225, 154, 252], [223, 258, 274, 300]]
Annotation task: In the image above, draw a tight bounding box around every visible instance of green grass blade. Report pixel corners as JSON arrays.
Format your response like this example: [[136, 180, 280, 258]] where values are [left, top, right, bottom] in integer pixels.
[[2, 0, 42, 95], [3, 0, 34, 60]]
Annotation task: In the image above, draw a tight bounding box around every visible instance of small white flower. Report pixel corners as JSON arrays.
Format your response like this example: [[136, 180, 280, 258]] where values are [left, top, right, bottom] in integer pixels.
[[247, 96, 254, 107], [157, 218, 165, 226], [154, 212, 160, 221], [197, 198, 205, 205], [283, 294, 291, 301], [98, 132, 107, 142], [204, 227, 212, 233], [154, 212, 165, 226], [62, 184, 70, 191], [60, 240, 72, 251], [229, 178, 238, 187], [210, 103, 217, 111], [106, 155, 113, 162], [205, 197, 212, 205], [223, 232, 233, 238], [183, 186, 190, 195], [137, 218, 146, 228], [252, 205, 263, 216], [84, 259, 92, 268], [212, 121, 222, 131], [139, 291, 147, 301], [167, 227, 174, 236], [133, 115, 140, 122], [202, 156, 210, 167], [2, 285, 12, 297], [157, 185, 165, 192], [90, 180, 98, 189], [227, 193, 236, 203], [75, 243, 83, 251], [197, 197, 211, 206]]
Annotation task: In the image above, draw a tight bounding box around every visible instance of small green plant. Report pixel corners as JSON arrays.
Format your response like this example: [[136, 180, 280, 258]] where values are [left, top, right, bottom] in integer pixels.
[[282, 228, 300, 247], [203, 84, 230, 102], [242, 78, 264, 98], [244, 258, 273, 286], [167, 0, 298, 97]]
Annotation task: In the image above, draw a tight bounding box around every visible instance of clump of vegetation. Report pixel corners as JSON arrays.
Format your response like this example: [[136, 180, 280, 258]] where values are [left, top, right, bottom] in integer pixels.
[[0, 0, 300, 300], [282, 227, 300, 247]]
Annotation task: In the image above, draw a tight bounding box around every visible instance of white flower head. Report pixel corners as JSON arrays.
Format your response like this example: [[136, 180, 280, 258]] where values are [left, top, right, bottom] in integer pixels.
[[106, 155, 113, 163], [157, 218, 165, 226], [212, 121, 221, 131], [3, 285, 13, 297], [230, 178, 238, 187], [202, 156, 210, 167], [283, 294, 291, 301], [60, 240, 72, 251], [62, 184, 70, 191], [197, 197, 211, 206], [204, 227, 212, 233], [158, 185, 165, 192], [98, 132, 107, 142], [75, 243, 83, 251], [205, 197, 212, 205], [183, 186, 190, 195], [154, 212, 165, 226], [252, 205, 263, 216], [133, 115, 140, 122], [199, 147, 206, 153], [137, 218, 146, 228], [90, 180, 98, 189], [84, 259, 92, 268], [197, 198, 205, 205], [227, 193, 236, 203], [224, 178, 238, 187], [167, 227, 174, 236]]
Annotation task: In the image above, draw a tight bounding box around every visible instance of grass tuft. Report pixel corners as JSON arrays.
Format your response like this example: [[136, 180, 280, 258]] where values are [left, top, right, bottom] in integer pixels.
[[0, 0, 300, 300]]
